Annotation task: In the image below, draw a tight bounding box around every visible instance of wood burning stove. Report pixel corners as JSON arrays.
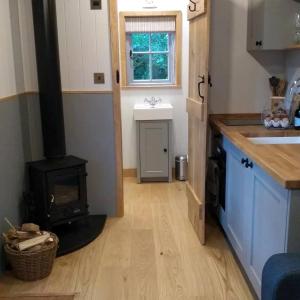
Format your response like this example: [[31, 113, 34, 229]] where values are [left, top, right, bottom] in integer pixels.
[[24, 0, 106, 256], [27, 156, 88, 230]]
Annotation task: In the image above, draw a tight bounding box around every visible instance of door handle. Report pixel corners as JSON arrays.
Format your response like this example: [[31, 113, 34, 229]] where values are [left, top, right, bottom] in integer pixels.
[[49, 194, 55, 210], [163, 148, 168, 153], [116, 70, 120, 84], [208, 74, 212, 87], [198, 75, 205, 102]]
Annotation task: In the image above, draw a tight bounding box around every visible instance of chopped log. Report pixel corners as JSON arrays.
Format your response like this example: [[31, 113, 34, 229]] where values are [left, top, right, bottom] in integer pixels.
[[2, 233, 9, 243], [6, 229, 17, 239], [4, 218, 16, 232], [21, 223, 40, 232], [27, 245, 42, 252], [15, 231, 38, 240], [16, 232, 50, 251]]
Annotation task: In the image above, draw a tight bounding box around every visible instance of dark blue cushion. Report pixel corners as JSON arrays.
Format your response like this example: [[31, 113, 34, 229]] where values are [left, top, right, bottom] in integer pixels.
[[262, 254, 300, 300]]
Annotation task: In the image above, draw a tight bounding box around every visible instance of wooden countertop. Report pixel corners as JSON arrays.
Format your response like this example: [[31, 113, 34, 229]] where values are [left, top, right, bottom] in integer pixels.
[[210, 114, 300, 189]]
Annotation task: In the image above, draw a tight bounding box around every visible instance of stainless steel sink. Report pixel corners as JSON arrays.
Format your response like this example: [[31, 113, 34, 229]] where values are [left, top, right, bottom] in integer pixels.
[[248, 136, 300, 145]]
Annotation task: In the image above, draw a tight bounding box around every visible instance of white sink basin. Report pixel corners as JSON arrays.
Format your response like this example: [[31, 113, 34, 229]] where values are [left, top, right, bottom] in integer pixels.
[[133, 103, 173, 121], [248, 136, 300, 145]]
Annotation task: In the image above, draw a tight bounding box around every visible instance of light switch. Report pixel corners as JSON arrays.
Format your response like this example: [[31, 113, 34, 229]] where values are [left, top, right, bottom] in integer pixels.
[[94, 73, 105, 84], [91, 0, 101, 10]]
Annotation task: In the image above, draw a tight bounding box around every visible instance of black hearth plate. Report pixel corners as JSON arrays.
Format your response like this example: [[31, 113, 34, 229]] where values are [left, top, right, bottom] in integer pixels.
[[53, 215, 107, 257]]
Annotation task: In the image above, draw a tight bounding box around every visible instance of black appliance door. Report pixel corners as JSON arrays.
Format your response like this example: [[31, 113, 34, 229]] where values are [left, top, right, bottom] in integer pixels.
[[47, 167, 87, 224]]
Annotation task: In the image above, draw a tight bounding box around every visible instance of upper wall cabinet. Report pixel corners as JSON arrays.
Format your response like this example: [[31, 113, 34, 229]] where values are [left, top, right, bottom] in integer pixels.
[[247, 0, 300, 50]]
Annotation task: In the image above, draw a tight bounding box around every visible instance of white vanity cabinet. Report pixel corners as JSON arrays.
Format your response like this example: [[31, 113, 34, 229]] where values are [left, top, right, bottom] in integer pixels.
[[133, 103, 173, 183], [223, 137, 300, 297]]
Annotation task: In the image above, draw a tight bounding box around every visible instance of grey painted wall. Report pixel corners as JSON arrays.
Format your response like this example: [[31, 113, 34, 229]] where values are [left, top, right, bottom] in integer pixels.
[[63, 93, 117, 216], [0, 92, 118, 272], [0, 93, 43, 272]]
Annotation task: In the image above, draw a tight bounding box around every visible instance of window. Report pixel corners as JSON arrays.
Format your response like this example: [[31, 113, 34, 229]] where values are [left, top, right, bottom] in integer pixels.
[[127, 32, 174, 84], [120, 12, 182, 88]]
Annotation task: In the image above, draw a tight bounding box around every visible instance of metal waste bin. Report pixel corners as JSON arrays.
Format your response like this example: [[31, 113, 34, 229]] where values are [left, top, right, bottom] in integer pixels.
[[175, 155, 187, 181]]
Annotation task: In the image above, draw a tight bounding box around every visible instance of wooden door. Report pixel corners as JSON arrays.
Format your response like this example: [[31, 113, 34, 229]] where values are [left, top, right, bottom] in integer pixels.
[[186, 0, 211, 244]]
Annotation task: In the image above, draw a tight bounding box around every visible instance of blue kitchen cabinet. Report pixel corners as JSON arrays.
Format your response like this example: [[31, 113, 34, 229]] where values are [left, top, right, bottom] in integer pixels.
[[223, 138, 300, 298], [224, 139, 252, 266]]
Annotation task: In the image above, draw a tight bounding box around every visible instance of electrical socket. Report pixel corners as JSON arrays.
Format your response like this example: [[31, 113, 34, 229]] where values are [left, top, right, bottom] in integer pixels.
[[90, 0, 101, 10], [94, 73, 105, 84]]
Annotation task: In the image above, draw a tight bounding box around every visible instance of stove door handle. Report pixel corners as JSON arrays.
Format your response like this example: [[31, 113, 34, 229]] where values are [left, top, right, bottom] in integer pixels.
[[49, 194, 55, 210]]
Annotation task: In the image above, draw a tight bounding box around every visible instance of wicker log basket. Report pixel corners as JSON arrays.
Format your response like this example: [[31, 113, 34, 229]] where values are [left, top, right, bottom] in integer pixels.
[[4, 233, 59, 281]]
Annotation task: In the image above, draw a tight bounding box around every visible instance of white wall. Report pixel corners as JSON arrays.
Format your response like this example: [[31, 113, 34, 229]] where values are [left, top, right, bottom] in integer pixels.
[[285, 51, 300, 84], [0, 1, 17, 97], [209, 0, 285, 114], [0, 0, 37, 98], [56, 0, 112, 91], [118, 0, 189, 169], [18, 0, 38, 92]]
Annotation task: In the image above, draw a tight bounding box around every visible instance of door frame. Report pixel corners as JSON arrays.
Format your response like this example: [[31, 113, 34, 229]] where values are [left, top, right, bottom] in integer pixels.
[[108, 0, 124, 217]]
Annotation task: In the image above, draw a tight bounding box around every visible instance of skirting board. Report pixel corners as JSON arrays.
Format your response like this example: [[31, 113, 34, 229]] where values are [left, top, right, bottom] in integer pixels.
[[123, 168, 176, 178], [123, 169, 137, 177]]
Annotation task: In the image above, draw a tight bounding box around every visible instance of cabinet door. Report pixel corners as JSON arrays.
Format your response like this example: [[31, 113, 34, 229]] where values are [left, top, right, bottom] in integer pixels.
[[139, 121, 169, 179], [248, 0, 264, 50], [248, 0, 296, 50], [225, 146, 252, 265], [246, 165, 288, 295]]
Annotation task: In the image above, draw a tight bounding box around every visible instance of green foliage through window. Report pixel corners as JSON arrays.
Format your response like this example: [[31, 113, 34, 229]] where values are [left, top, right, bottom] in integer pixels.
[[129, 32, 171, 82]]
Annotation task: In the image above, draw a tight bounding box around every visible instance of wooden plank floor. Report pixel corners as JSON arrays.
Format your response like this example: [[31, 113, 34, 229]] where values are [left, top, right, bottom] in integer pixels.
[[0, 178, 254, 299]]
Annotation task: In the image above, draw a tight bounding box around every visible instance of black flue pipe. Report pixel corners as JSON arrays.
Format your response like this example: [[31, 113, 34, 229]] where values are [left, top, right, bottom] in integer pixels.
[[32, 0, 66, 159]]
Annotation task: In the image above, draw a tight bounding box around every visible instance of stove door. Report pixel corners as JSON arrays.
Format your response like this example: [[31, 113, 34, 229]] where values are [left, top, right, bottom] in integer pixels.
[[47, 167, 88, 225]]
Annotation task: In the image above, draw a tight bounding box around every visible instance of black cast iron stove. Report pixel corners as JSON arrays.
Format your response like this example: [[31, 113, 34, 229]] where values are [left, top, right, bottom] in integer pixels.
[[27, 156, 88, 229], [25, 0, 106, 256]]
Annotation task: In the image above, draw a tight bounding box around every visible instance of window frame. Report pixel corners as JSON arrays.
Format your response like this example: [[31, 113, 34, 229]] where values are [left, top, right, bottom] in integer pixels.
[[119, 11, 182, 89]]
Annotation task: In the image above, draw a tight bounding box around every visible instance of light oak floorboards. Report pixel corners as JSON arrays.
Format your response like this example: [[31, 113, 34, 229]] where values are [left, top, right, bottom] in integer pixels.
[[0, 178, 253, 299]]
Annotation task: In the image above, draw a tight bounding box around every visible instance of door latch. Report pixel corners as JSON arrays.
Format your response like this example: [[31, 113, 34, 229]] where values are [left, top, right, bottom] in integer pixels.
[[198, 75, 205, 102]]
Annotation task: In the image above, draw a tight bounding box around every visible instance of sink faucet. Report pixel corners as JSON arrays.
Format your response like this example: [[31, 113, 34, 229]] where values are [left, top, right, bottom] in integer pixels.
[[144, 96, 162, 107]]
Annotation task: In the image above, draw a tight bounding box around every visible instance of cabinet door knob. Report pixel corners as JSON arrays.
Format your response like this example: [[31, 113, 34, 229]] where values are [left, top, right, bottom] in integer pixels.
[[164, 148, 168, 153], [245, 161, 253, 169], [256, 40, 263, 47], [241, 158, 248, 165]]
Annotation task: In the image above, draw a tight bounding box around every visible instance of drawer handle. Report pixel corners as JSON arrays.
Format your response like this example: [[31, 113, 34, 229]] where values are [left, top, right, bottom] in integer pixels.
[[164, 148, 168, 153]]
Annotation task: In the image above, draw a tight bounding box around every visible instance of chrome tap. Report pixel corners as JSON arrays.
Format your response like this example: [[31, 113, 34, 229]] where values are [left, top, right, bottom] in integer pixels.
[[144, 96, 162, 107]]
